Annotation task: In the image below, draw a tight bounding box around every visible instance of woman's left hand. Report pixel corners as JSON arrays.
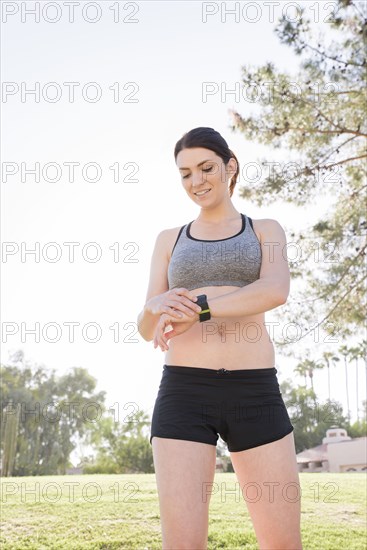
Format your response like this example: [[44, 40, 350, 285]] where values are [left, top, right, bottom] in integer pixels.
[[153, 311, 199, 351]]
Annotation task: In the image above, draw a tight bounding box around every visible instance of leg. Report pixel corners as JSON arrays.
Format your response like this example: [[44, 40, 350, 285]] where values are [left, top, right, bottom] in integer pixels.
[[230, 431, 302, 550], [152, 436, 217, 550]]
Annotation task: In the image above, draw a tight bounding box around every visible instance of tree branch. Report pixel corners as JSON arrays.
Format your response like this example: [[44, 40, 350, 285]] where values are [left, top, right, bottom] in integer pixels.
[[260, 151, 366, 188], [316, 135, 357, 166], [284, 271, 367, 344], [284, 90, 345, 132], [298, 40, 364, 68], [281, 127, 367, 137], [351, 0, 366, 20], [323, 154, 367, 168], [288, 243, 367, 306], [312, 243, 366, 299], [322, 91, 363, 95]]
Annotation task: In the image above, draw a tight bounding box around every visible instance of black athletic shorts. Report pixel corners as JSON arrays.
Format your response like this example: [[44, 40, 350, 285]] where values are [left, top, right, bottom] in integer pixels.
[[150, 364, 294, 452]]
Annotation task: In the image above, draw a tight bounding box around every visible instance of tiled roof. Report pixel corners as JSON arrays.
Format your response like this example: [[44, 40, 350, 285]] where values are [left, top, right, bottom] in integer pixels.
[[296, 436, 367, 463], [296, 443, 328, 462]]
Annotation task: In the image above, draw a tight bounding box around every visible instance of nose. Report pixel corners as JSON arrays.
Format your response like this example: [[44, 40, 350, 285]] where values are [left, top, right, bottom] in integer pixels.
[[192, 175, 205, 187]]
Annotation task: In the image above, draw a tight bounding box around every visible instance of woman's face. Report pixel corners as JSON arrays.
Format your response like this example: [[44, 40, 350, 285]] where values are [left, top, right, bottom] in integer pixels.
[[176, 147, 235, 206]]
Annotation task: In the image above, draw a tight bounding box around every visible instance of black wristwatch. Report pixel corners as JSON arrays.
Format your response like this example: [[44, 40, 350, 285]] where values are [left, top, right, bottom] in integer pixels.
[[196, 294, 211, 322]]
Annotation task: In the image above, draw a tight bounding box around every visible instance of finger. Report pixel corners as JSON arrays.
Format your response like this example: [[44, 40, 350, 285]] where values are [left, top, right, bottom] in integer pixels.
[[168, 299, 202, 315], [153, 333, 158, 349], [177, 302, 201, 316], [154, 331, 160, 350], [162, 330, 169, 350], [174, 288, 198, 302], [158, 333, 168, 352], [172, 292, 201, 309], [155, 325, 166, 351], [154, 323, 165, 348], [157, 316, 172, 347], [163, 305, 183, 318], [162, 330, 170, 351]]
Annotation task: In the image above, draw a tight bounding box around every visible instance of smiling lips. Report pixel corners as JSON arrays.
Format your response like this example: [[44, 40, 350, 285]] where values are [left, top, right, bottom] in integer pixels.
[[194, 189, 211, 196]]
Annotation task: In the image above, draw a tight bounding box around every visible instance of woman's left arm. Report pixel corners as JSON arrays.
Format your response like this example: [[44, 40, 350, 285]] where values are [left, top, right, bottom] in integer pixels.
[[153, 219, 291, 350], [209, 219, 290, 318]]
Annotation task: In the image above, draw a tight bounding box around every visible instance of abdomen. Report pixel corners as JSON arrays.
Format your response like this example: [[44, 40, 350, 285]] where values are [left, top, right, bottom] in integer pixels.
[[164, 285, 275, 370]]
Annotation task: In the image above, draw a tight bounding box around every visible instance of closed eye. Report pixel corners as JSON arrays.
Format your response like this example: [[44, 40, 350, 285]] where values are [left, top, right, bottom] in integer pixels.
[[182, 167, 213, 179]]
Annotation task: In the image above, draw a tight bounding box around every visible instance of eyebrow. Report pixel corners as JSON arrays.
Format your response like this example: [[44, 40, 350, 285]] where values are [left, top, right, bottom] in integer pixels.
[[178, 159, 213, 171]]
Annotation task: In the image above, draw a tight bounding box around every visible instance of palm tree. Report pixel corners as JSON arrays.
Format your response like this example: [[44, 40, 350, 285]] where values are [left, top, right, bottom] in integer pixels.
[[294, 359, 309, 387], [322, 351, 340, 402], [349, 345, 361, 423], [331, 355, 340, 406], [350, 340, 367, 424], [295, 358, 323, 414], [339, 344, 352, 423], [306, 359, 324, 394]]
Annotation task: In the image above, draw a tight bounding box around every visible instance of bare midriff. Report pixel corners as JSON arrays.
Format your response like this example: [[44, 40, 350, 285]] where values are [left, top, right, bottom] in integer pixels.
[[164, 284, 275, 371]]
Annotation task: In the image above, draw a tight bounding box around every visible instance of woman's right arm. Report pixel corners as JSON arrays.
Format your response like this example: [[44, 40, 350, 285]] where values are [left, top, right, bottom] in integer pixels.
[[137, 229, 202, 342]]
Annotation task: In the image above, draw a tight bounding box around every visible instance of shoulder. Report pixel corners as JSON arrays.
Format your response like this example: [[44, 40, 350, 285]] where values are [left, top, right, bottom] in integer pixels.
[[250, 218, 287, 245], [156, 224, 186, 244], [155, 224, 187, 260]]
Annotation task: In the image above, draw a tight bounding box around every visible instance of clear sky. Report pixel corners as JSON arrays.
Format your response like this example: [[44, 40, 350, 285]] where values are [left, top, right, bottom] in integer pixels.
[[2, 1, 365, 462]]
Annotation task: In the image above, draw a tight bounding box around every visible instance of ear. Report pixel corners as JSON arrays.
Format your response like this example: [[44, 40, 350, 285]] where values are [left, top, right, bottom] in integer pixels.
[[226, 157, 237, 180]]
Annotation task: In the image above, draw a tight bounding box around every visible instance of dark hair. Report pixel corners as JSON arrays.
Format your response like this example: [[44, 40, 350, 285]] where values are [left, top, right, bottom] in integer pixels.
[[174, 127, 239, 197]]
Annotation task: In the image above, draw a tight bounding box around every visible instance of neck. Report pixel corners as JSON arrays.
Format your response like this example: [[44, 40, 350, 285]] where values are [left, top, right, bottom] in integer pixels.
[[196, 203, 240, 224]]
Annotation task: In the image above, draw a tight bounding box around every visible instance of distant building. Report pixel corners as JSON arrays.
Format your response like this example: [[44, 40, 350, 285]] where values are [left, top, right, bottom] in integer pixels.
[[296, 427, 367, 473]]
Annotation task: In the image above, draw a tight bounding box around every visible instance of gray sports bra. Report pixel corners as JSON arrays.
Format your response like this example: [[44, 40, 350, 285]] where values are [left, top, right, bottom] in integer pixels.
[[167, 213, 262, 291]]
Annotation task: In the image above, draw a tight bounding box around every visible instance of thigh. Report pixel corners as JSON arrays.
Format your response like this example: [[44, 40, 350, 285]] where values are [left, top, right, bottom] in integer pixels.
[[230, 431, 303, 550], [152, 436, 217, 549], [150, 366, 221, 447]]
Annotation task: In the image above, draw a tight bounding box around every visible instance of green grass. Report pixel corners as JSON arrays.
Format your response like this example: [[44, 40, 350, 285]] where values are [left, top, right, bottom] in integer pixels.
[[0, 473, 366, 549]]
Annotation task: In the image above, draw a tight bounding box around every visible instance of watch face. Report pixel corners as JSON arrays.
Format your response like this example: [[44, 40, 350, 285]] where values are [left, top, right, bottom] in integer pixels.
[[197, 295, 207, 307], [197, 296, 208, 312]]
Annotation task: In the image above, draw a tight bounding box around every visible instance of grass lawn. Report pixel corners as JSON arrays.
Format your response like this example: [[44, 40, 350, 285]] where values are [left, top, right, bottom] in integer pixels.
[[0, 472, 366, 549]]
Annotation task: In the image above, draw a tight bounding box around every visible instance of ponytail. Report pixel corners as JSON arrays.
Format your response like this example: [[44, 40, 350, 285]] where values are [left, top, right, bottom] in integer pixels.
[[228, 149, 239, 198]]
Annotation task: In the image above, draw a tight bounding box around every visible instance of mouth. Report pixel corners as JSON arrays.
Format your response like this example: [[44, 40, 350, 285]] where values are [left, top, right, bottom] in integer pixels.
[[194, 189, 211, 196]]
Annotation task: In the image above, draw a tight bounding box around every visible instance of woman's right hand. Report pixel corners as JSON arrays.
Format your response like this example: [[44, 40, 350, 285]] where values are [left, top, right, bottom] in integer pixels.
[[145, 288, 202, 320]]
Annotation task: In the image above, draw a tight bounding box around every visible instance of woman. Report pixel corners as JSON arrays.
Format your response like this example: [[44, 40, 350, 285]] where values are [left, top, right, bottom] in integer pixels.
[[137, 127, 303, 550]]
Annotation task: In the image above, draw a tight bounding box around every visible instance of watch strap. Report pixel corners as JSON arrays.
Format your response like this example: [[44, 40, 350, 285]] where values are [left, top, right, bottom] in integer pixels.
[[196, 294, 211, 322]]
